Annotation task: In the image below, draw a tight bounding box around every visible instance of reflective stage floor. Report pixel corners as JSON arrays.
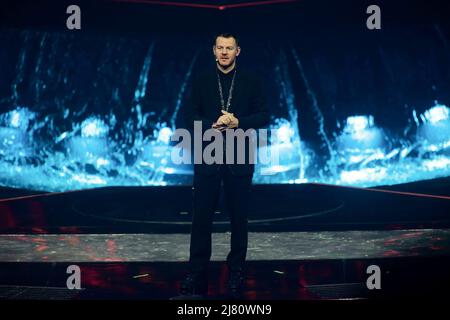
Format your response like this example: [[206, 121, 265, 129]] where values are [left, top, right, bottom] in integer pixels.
[[0, 229, 450, 300], [1, 178, 449, 300]]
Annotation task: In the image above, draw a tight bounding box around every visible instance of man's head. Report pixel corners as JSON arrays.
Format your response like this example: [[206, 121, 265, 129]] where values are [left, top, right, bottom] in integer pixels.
[[213, 32, 241, 70]]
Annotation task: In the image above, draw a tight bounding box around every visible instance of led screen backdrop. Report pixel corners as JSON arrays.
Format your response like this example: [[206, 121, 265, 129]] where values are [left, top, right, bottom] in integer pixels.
[[0, 0, 449, 191]]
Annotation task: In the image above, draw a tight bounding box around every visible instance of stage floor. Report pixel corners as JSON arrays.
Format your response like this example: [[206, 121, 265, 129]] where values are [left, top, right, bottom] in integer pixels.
[[1, 178, 449, 299], [1, 178, 450, 234], [1, 229, 449, 262], [1, 229, 450, 300]]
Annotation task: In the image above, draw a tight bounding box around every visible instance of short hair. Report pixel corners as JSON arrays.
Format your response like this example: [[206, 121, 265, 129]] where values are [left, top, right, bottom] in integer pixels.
[[213, 32, 239, 47]]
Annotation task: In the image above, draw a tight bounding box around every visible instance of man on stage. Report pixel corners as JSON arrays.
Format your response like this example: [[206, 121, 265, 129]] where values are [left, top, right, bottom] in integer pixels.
[[181, 32, 270, 298]]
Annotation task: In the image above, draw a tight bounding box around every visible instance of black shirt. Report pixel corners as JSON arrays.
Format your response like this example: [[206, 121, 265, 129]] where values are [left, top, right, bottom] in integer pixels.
[[184, 66, 269, 131], [183, 65, 270, 175]]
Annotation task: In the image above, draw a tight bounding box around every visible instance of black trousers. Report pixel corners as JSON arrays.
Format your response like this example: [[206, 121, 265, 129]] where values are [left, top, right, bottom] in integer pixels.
[[189, 165, 253, 273]]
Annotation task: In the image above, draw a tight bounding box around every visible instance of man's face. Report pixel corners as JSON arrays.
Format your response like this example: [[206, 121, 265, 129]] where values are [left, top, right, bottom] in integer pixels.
[[213, 36, 240, 68]]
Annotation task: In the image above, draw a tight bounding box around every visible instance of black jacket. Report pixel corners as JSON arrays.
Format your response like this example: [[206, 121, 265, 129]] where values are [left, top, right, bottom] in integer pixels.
[[183, 66, 270, 176]]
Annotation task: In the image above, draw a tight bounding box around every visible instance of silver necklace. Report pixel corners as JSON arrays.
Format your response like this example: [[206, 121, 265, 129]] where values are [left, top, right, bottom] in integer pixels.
[[217, 68, 236, 112]]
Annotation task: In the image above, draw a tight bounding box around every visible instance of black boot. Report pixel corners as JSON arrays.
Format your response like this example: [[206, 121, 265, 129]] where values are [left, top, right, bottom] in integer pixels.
[[227, 268, 245, 299], [179, 271, 208, 297]]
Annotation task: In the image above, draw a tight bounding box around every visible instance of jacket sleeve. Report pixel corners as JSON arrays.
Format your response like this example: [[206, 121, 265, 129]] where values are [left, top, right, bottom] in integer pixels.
[[237, 77, 270, 130], [183, 75, 215, 130]]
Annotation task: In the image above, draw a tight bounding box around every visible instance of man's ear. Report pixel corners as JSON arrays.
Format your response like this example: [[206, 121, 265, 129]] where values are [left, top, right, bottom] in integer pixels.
[[236, 46, 241, 56], [212, 45, 216, 56]]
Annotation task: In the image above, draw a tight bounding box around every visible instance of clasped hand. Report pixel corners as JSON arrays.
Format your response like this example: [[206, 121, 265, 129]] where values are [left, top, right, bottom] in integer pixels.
[[212, 110, 239, 131]]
